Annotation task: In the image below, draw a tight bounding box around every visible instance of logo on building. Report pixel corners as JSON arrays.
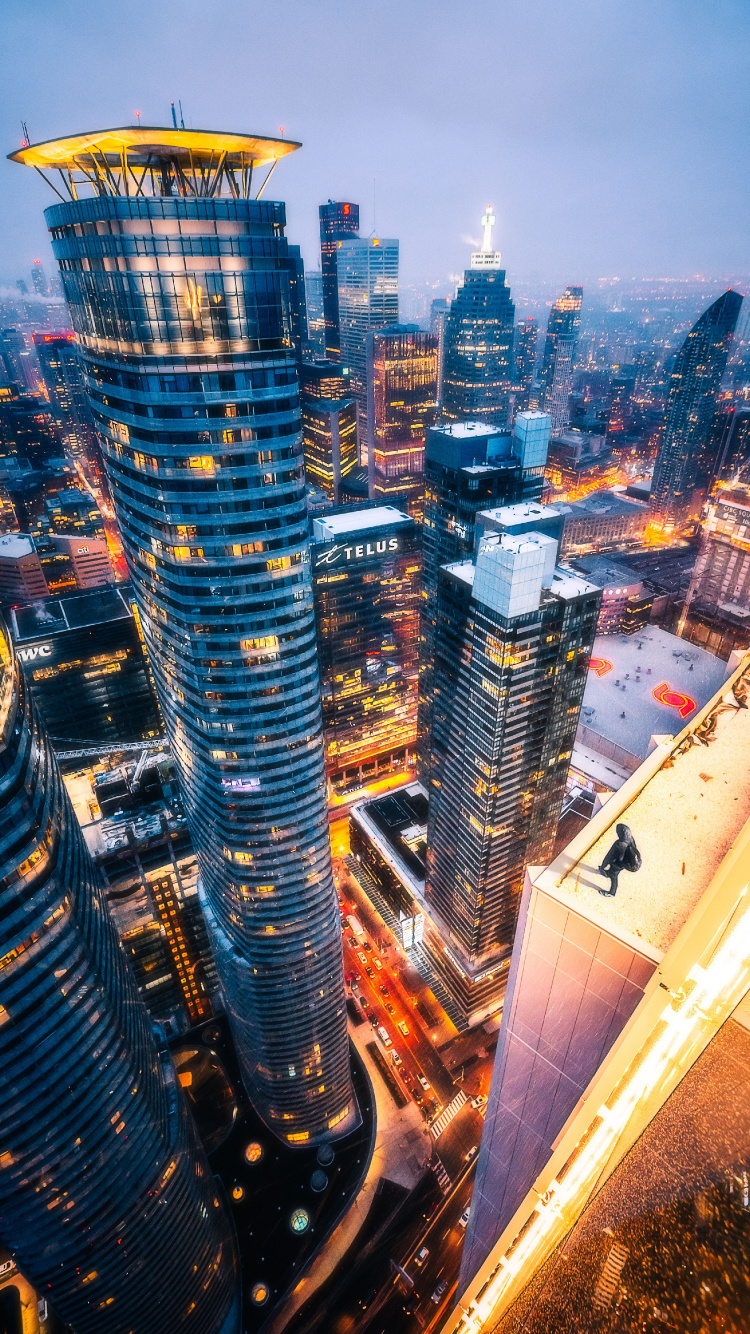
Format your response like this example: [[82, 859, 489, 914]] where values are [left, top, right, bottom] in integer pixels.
[[17, 643, 52, 664], [315, 537, 399, 568], [652, 681, 696, 719]]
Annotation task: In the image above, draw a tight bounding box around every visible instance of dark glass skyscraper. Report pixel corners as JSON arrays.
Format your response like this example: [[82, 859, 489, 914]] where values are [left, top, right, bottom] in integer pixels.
[[32, 330, 104, 484], [13, 126, 354, 1146], [441, 211, 515, 426], [0, 618, 240, 1333], [513, 316, 537, 411], [319, 200, 360, 362], [650, 289, 743, 533], [368, 324, 438, 519], [539, 285, 583, 432]]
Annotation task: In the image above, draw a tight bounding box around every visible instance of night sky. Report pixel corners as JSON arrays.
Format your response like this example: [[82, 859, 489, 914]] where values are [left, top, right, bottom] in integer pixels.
[[0, 0, 748, 291]]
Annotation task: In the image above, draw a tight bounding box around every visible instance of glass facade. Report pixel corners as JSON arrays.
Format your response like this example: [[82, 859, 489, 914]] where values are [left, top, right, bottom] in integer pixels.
[[0, 618, 240, 1333], [368, 324, 438, 521], [32, 331, 104, 487], [512, 317, 537, 412], [311, 508, 420, 791], [650, 289, 743, 533], [301, 360, 357, 502], [337, 237, 399, 457], [539, 286, 583, 432], [38, 157, 353, 1145], [441, 269, 515, 426], [319, 201, 360, 362]]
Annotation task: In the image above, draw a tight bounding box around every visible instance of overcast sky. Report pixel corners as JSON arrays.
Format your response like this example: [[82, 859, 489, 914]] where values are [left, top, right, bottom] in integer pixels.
[[1, 0, 748, 295]]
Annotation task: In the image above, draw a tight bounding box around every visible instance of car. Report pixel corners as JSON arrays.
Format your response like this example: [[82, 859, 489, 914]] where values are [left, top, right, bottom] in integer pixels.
[[398, 1020, 410, 1037], [350, 970, 360, 981], [360, 996, 370, 1009], [418, 1074, 430, 1090], [459, 1206, 471, 1229], [431, 1281, 448, 1304], [377, 1025, 392, 1048], [374, 958, 383, 970], [385, 1002, 395, 1014], [365, 966, 374, 978], [420, 1105, 431, 1121], [400, 1068, 412, 1083], [348, 935, 358, 947], [357, 951, 367, 964], [379, 985, 390, 997], [415, 1247, 429, 1267], [369, 1014, 379, 1028], [465, 1145, 478, 1162], [471, 1095, 488, 1109], [391, 1051, 402, 1066], [428, 1098, 440, 1116], [413, 1090, 423, 1105]]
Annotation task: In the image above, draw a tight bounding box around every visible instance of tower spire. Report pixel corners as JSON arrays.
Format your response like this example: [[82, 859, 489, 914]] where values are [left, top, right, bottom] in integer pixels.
[[481, 204, 495, 253]]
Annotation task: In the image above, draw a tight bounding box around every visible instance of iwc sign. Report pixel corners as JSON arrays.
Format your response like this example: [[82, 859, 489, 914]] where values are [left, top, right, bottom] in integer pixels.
[[315, 536, 399, 569]]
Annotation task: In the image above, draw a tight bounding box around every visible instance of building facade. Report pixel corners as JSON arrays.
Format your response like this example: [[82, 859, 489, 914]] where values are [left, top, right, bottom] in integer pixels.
[[304, 269, 326, 357], [312, 507, 420, 792], [16, 125, 355, 1145], [441, 213, 515, 427], [558, 488, 650, 555], [418, 414, 551, 785], [0, 617, 240, 1334], [513, 317, 537, 412], [337, 235, 399, 458], [650, 290, 743, 534], [319, 200, 360, 362], [8, 584, 161, 748], [368, 324, 437, 519], [423, 516, 600, 1021], [300, 359, 358, 502], [539, 285, 583, 433], [680, 482, 750, 658], [32, 331, 103, 482]]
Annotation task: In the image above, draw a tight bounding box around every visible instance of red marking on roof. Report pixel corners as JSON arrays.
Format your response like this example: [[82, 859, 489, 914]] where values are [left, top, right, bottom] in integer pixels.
[[588, 657, 613, 677], [652, 682, 696, 719]]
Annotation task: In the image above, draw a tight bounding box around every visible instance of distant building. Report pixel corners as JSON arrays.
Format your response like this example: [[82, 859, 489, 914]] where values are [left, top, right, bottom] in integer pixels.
[[430, 297, 451, 406], [9, 584, 162, 748], [337, 235, 399, 457], [545, 429, 619, 499], [418, 414, 551, 783], [0, 528, 113, 602], [650, 289, 743, 533], [30, 484, 104, 538], [300, 359, 358, 502], [31, 258, 49, 295], [568, 552, 653, 635], [32, 331, 102, 480], [513, 316, 537, 412], [319, 200, 360, 361], [0, 384, 62, 469], [441, 209, 515, 426], [571, 625, 729, 792], [702, 401, 750, 491], [539, 286, 583, 432], [312, 507, 420, 792], [0, 532, 48, 600], [0, 328, 37, 392], [421, 516, 600, 1022], [368, 324, 437, 519], [680, 483, 750, 659], [558, 488, 650, 555], [304, 269, 326, 356], [287, 244, 307, 365]]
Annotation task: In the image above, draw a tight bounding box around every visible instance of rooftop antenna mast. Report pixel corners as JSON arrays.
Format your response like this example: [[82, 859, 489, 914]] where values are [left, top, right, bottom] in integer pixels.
[[171, 102, 178, 129], [179, 100, 185, 130]]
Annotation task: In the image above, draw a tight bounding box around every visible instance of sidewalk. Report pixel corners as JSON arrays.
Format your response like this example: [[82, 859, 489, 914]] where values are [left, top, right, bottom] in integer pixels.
[[264, 1020, 431, 1333]]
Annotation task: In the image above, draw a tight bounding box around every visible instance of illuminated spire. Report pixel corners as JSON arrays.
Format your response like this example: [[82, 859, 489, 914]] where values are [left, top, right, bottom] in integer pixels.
[[481, 205, 496, 253]]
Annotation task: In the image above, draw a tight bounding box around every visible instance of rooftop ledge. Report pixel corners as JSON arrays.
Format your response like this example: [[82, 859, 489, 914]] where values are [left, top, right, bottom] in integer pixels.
[[533, 648, 750, 957]]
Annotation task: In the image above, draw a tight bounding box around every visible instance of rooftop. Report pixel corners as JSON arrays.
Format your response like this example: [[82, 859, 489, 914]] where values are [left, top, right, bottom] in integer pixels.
[[312, 506, 411, 540], [544, 650, 750, 954], [9, 126, 299, 200], [579, 627, 730, 764], [431, 421, 504, 439], [0, 533, 35, 559], [570, 553, 645, 589], [563, 488, 649, 518], [11, 585, 134, 641], [548, 567, 600, 600]]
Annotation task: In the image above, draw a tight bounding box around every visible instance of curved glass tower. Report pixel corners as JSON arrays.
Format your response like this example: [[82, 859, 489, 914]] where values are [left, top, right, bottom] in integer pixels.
[[0, 618, 240, 1333], [11, 126, 354, 1145]]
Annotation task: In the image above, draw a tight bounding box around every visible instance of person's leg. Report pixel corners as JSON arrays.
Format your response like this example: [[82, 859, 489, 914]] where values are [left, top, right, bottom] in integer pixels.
[[598, 866, 619, 897]]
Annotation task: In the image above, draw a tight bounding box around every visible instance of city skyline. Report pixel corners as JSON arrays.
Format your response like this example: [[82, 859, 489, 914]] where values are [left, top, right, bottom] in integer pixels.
[[1, 1, 749, 292]]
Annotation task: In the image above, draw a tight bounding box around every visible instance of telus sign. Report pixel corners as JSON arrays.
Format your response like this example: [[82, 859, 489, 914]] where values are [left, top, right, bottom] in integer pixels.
[[316, 537, 400, 569]]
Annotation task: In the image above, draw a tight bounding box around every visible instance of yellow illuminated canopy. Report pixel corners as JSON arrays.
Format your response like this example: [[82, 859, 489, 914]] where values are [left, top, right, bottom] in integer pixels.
[[8, 125, 301, 201]]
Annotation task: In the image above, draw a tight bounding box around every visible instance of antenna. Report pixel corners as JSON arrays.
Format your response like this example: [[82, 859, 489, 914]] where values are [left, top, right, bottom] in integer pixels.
[[21, 121, 30, 148], [171, 102, 178, 129], [178, 100, 185, 130], [135, 110, 141, 125]]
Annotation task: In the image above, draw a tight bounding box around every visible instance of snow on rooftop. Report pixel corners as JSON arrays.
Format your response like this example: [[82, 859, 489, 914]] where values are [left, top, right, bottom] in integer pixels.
[[312, 505, 410, 539], [540, 655, 750, 955]]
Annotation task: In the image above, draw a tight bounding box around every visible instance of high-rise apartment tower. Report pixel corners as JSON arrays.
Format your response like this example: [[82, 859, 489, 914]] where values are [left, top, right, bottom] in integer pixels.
[[337, 235, 399, 459], [650, 290, 743, 533], [0, 618, 240, 1334], [441, 209, 515, 427], [539, 285, 583, 432], [319, 200, 360, 361], [368, 324, 438, 519], [13, 125, 355, 1146]]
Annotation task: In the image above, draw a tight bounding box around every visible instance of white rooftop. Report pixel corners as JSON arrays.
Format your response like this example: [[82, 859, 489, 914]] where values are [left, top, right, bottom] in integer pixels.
[[312, 506, 411, 540], [549, 567, 600, 600], [0, 534, 35, 559], [432, 421, 504, 439], [443, 560, 476, 588]]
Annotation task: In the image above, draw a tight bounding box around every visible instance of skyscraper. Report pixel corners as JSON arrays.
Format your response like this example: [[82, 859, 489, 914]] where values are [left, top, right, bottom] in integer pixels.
[[13, 125, 355, 1145], [300, 358, 358, 502], [311, 506, 420, 792], [32, 331, 103, 483], [539, 285, 583, 432], [31, 258, 48, 296], [319, 200, 360, 361], [513, 316, 538, 412], [441, 208, 516, 426], [338, 235, 400, 460], [650, 290, 743, 533], [368, 324, 438, 518], [0, 617, 240, 1333], [417, 413, 551, 785], [422, 510, 600, 1021], [680, 481, 750, 659], [452, 652, 750, 1333], [430, 296, 451, 408], [304, 269, 326, 356], [287, 243, 308, 365]]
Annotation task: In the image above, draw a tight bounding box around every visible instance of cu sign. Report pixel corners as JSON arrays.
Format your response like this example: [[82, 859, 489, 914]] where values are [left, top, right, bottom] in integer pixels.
[[17, 643, 52, 664]]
